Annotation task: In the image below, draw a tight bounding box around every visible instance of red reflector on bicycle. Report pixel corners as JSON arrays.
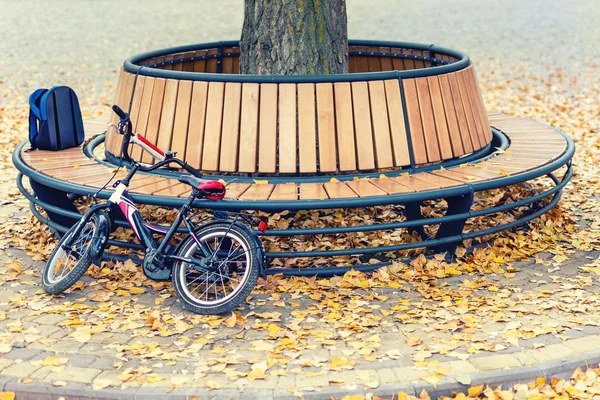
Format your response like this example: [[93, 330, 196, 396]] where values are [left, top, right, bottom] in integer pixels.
[[258, 221, 268, 233]]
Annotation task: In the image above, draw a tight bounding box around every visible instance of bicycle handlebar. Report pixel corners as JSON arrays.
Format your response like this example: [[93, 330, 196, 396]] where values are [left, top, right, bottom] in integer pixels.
[[112, 105, 202, 178]]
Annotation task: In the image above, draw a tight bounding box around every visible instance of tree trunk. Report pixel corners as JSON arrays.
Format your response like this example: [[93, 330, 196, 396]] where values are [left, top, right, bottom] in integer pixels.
[[240, 0, 348, 75]]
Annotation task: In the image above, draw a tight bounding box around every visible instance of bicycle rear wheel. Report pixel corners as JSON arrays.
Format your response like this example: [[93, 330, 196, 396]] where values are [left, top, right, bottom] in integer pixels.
[[171, 222, 261, 315]]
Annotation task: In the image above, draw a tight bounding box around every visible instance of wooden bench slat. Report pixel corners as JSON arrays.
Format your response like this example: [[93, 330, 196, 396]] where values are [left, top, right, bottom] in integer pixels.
[[299, 183, 328, 200], [351, 81, 376, 170], [456, 70, 483, 150], [370, 177, 414, 194], [219, 82, 243, 172], [155, 79, 180, 158], [258, 84, 278, 173], [50, 164, 111, 180], [180, 51, 196, 72], [201, 82, 225, 171], [323, 182, 358, 199], [129, 76, 146, 135], [153, 182, 189, 197], [131, 77, 155, 161], [185, 81, 209, 170], [278, 84, 297, 173], [298, 84, 318, 173], [448, 73, 474, 153], [32, 160, 99, 170], [379, 47, 393, 71], [232, 47, 240, 74], [469, 67, 492, 143], [438, 74, 465, 157], [141, 78, 167, 164], [222, 48, 235, 74], [413, 50, 427, 69], [384, 79, 411, 167], [346, 179, 387, 197], [432, 169, 488, 183], [368, 80, 394, 168], [462, 68, 488, 149], [415, 172, 463, 187], [105, 69, 126, 154], [427, 76, 454, 159], [390, 48, 406, 71], [403, 79, 428, 164], [269, 183, 298, 201], [238, 83, 260, 173], [333, 82, 357, 171], [401, 49, 416, 70], [224, 183, 251, 199], [316, 83, 337, 173], [240, 184, 275, 201], [367, 47, 382, 72], [170, 80, 193, 160], [416, 77, 442, 162], [130, 177, 180, 195], [355, 47, 370, 73], [206, 49, 219, 73], [392, 175, 439, 191], [193, 50, 207, 72]]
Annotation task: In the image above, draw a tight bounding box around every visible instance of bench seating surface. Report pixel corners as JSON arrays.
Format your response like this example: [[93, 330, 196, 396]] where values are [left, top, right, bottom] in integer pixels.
[[20, 113, 568, 202], [105, 49, 490, 175]]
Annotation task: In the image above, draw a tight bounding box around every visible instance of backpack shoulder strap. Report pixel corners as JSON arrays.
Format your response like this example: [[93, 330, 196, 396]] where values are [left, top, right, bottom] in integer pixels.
[[28, 88, 48, 150]]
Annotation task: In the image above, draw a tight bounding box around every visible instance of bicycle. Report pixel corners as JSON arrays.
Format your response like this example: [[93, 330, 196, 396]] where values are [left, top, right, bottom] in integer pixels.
[[41, 105, 268, 315]]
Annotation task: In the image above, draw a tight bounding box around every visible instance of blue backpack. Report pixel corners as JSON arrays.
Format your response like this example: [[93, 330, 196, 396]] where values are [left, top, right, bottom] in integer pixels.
[[28, 86, 85, 151]]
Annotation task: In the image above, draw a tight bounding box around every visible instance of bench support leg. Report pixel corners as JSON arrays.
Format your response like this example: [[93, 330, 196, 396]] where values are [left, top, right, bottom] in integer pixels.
[[30, 180, 80, 229], [432, 192, 474, 254], [404, 202, 429, 240]]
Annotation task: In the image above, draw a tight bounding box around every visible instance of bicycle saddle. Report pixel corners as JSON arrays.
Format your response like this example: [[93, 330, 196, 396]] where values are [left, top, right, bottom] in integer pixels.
[[178, 175, 226, 200]]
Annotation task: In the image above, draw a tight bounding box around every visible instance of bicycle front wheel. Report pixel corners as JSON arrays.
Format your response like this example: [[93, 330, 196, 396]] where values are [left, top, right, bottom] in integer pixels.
[[172, 222, 261, 315], [42, 214, 100, 294]]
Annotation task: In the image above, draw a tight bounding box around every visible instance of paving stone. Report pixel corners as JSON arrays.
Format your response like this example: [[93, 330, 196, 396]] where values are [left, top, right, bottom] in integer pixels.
[[438, 360, 479, 375], [89, 357, 118, 370], [243, 374, 279, 389], [324, 370, 356, 385], [29, 365, 54, 380], [48, 340, 85, 354], [1, 361, 41, 378], [3, 348, 41, 361], [377, 368, 398, 384], [0, 358, 14, 371], [32, 314, 67, 326], [66, 354, 98, 368], [90, 332, 132, 344], [44, 366, 103, 384], [535, 343, 577, 361], [94, 370, 141, 389], [78, 343, 116, 358], [277, 375, 297, 389], [563, 335, 600, 353], [469, 354, 522, 371], [391, 366, 427, 383]]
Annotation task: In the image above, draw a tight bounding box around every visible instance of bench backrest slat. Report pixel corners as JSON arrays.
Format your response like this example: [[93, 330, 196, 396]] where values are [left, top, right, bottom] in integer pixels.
[[186, 81, 209, 170], [201, 82, 225, 171], [368, 80, 394, 168], [171, 80, 193, 160], [416, 77, 442, 162], [131, 77, 155, 161], [141, 78, 166, 164], [427, 76, 454, 159], [238, 83, 260, 173], [298, 83, 318, 173], [403, 79, 428, 164], [155, 79, 179, 159], [219, 82, 243, 172], [278, 84, 297, 173], [447, 72, 474, 153], [351, 81, 376, 170], [333, 82, 357, 171], [316, 83, 337, 173], [258, 84, 278, 173], [438, 74, 465, 156], [193, 50, 207, 73], [384, 79, 411, 167]]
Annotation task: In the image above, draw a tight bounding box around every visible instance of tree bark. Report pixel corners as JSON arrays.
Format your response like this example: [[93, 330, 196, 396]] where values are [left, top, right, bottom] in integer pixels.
[[240, 0, 348, 75]]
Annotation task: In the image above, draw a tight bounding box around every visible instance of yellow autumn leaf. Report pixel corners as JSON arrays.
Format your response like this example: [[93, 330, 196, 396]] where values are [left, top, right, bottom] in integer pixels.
[[456, 375, 472, 385], [468, 384, 484, 397], [329, 177, 340, 183], [422, 375, 441, 387], [7, 263, 21, 274], [73, 163, 80, 168], [71, 331, 91, 343], [253, 179, 269, 184], [223, 313, 237, 328], [331, 356, 356, 368], [248, 368, 266, 380], [130, 287, 146, 295], [53, 381, 67, 387], [0, 393, 15, 400], [92, 379, 112, 390], [170, 376, 190, 386], [205, 380, 221, 390], [41, 356, 63, 366]]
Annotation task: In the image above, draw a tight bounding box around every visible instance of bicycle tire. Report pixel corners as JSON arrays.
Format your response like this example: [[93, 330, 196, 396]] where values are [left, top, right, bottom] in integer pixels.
[[171, 222, 261, 315]]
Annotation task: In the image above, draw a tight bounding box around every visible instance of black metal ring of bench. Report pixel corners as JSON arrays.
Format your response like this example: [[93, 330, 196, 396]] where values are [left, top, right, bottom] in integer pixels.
[[13, 121, 574, 277]]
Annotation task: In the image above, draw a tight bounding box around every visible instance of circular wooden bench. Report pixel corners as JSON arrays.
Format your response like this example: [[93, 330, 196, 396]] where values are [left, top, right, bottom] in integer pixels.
[[13, 40, 575, 275]]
